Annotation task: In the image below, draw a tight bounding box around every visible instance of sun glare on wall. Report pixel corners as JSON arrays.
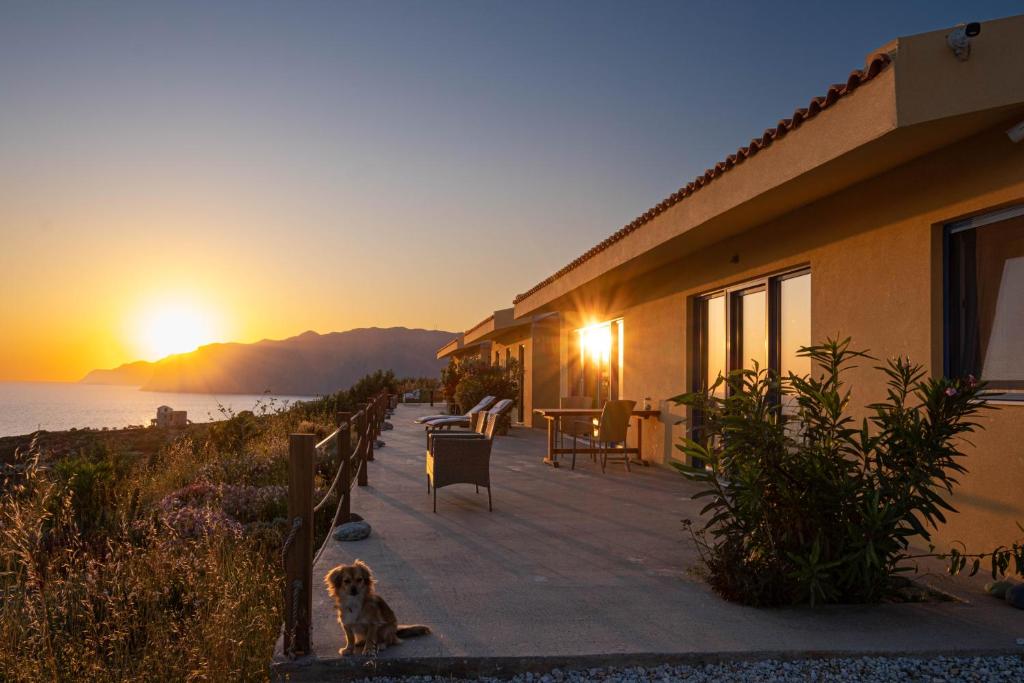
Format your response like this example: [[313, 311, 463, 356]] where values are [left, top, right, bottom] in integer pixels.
[[580, 322, 613, 364]]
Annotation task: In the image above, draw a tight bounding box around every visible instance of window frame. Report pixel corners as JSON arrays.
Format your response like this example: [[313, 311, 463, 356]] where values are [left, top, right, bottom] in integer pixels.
[[692, 266, 811, 396], [943, 203, 1024, 400]]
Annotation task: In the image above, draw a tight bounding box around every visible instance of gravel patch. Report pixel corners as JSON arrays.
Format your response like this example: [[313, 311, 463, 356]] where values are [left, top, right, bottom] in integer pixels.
[[353, 655, 1024, 683]]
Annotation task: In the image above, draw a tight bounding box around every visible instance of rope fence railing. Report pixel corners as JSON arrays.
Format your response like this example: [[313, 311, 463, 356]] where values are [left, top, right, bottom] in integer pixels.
[[281, 389, 392, 658]]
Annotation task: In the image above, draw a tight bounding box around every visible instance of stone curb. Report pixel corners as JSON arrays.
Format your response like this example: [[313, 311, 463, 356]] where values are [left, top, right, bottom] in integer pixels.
[[271, 648, 1024, 682]]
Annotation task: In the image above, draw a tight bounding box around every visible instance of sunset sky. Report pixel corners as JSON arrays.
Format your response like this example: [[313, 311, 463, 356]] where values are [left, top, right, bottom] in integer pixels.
[[2, 1, 1018, 382]]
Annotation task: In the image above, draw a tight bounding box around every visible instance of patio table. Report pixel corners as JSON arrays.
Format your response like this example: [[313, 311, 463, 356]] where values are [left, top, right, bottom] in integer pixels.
[[533, 407, 661, 468]]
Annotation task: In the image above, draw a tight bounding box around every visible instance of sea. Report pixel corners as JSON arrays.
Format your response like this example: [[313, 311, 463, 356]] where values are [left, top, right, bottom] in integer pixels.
[[0, 382, 316, 437]]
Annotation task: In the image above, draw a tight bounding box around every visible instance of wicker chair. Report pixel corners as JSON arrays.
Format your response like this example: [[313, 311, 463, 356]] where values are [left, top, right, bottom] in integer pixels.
[[426, 413, 497, 513], [558, 395, 594, 470], [591, 400, 637, 473]]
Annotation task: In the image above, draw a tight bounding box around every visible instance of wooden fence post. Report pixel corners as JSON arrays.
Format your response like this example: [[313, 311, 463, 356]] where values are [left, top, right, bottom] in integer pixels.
[[356, 410, 369, 487], [365, 402, 376, 462], [284, 433, 315, 657], [333, 412, 352, 527]]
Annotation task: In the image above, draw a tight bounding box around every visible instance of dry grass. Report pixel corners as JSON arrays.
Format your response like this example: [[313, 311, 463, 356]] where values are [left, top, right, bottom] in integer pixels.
[[0, 406, 335, 682]]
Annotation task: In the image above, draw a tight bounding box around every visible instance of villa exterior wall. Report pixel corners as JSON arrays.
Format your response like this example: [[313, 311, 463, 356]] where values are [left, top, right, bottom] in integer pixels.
[[537, 119, 1024, 553], [489, 316, 561, 427]]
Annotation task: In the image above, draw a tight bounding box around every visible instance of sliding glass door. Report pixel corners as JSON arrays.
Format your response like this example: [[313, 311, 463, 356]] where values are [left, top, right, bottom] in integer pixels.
[[694, 268, 811, 393], [572, 319, 624, 404]]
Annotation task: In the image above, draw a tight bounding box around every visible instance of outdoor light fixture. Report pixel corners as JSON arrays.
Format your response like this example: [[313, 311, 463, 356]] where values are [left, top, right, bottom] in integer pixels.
[[947, 22, 981, 61], [1007, 119, 1024, 144]]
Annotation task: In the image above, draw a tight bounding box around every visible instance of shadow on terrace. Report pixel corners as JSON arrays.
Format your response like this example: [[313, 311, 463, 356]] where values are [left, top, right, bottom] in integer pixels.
[[274, 403, 1024, 678]]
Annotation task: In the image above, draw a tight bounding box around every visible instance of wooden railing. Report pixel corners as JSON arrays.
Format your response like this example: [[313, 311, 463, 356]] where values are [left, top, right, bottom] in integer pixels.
[[281, 390, 392, 658]]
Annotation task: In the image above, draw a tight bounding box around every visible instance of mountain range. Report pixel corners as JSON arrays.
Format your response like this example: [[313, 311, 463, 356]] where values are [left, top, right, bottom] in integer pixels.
[[80, 327, 456, 395]]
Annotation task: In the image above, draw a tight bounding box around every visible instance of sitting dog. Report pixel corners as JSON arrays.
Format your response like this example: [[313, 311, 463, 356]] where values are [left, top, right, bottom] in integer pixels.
[[324, 559, 430, 656]]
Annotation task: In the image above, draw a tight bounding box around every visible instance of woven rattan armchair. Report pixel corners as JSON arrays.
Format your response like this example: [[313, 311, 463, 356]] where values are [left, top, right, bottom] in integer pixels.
[[426, 413, 497, 513]]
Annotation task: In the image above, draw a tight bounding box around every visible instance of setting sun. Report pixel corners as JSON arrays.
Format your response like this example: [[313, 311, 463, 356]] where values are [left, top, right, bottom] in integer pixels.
[[139, 305, 216, 360]]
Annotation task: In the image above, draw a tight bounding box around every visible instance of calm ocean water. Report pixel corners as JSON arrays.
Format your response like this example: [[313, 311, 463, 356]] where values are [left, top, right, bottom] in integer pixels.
[[0, 382, 316, 437]]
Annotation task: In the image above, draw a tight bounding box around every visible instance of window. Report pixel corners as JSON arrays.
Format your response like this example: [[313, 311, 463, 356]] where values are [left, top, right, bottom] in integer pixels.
[[572, 319, 624, 403], [694, 268, 811, 392], [946, 205, 1024, 399]]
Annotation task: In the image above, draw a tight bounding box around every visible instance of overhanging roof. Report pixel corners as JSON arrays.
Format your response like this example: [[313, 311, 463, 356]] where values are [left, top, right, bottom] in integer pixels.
[[464, 308, 517, 345], [513, 15, 1024, 317]]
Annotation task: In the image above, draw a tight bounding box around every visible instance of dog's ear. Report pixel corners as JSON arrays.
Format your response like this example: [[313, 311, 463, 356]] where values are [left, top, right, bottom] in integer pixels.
[[353, 559, 375, 588], [324, 566, 344, 597]]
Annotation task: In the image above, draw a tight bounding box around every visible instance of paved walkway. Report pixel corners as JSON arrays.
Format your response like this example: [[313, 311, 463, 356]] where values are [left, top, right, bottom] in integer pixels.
[[279, 404, 1023, 677]]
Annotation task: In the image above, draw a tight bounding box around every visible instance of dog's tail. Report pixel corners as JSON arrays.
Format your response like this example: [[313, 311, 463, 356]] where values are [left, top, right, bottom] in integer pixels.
[[396, 624, 431, 638]]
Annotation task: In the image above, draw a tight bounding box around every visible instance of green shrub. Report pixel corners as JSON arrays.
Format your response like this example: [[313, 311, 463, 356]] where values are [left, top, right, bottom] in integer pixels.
[[440, 359, 463, 404], [52, 440, 134, 536], [453, 358, 518, 430], [673, 338, 988, 606], [293, 369, 397, 421], [206, 410, 261, 455]]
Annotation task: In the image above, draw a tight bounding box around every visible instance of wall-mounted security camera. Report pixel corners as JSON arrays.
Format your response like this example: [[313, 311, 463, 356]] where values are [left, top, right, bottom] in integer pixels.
[[1008, 120, 1024, 144], [947, 22, 981, 61]]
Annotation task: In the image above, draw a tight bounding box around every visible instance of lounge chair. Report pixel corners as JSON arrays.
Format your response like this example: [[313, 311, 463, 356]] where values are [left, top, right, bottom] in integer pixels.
[[425, 398, 514, 447], [414, 395, 496, 425], [424, 396, 511, 431], [426, 412, 497, 513]]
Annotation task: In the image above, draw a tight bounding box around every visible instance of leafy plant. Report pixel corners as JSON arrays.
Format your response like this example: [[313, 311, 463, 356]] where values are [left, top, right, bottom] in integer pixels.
[[440, 358, 463, 405], [453, 357, 519, 431], [673, 337, 992, 606]]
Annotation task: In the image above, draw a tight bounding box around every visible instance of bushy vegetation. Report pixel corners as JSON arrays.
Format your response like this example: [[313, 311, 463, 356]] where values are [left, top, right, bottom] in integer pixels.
[[0, 371, 393, 681], [440, 359, 463, 404], [291, 368, 398, 421], [452, 358, 519, 430], [674, 338, 996, 606]]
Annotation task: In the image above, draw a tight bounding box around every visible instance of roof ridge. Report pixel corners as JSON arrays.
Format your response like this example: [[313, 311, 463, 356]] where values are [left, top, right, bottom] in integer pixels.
[[513, 52, 892, 305]]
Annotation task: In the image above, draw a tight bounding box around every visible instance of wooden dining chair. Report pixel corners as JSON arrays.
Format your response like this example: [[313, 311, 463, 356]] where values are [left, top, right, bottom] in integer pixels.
[[558, 395, 594, 470], [592, 400, 637, 473]]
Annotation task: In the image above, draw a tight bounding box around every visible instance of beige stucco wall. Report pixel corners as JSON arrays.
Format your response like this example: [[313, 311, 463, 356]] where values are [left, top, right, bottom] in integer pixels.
[[488, 316, 561, 427], [542, 119, 1024, 553]]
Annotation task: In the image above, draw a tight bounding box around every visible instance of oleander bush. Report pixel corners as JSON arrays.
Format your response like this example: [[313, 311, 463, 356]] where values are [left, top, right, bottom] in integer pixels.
[[453, 358, 519, 431], [673, 338, 992, 606]]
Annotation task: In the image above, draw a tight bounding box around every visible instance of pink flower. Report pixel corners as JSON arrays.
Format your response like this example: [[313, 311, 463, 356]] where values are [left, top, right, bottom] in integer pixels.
[[966, 374, 977, 389], [945, 387, 958, 397]]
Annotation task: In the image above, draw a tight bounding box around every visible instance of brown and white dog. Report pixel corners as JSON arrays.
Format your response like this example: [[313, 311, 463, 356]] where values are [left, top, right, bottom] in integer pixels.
[[324, 560, 431, 656]]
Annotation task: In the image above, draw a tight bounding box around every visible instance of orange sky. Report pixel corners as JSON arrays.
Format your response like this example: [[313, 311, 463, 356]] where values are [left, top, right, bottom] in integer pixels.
[[0, 196, 532, 381]]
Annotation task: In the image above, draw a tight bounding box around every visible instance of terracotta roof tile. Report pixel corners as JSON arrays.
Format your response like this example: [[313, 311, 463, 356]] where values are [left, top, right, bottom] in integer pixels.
[[513, 53, 892, 305]]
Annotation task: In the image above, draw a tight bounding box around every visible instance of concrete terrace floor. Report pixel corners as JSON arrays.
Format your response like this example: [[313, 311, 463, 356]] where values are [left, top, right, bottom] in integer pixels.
[[278, 403, 1023, 677]]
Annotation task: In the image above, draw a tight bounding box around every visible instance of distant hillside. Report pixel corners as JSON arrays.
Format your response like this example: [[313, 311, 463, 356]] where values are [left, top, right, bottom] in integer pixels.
[[80, 360, 156, 387], [80, 327, 456, 395]]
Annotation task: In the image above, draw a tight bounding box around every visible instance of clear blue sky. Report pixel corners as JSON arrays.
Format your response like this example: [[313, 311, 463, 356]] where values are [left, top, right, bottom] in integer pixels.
[[1, 1, 1021, 379]]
